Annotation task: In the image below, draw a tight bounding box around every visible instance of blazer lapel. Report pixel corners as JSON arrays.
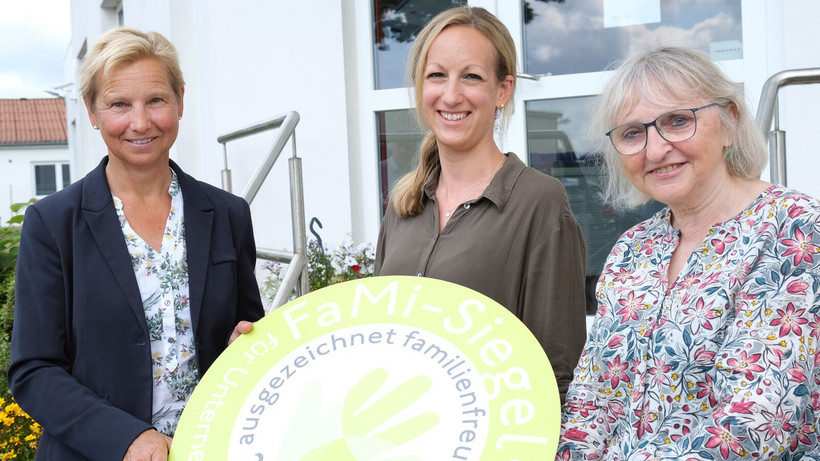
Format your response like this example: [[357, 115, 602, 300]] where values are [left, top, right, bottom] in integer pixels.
[[81, 157, 148, 331], [172, 161, 214, 332]]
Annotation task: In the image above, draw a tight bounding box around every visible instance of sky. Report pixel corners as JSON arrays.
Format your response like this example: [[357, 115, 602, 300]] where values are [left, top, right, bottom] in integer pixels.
[[0, 0, 72, 99]]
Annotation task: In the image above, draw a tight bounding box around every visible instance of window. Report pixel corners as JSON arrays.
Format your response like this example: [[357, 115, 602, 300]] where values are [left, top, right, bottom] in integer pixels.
[[100, 0, 124, 26], [371, 0, 464, 213], [525, 97, 663, 314], [363, 2, 749, 317], [377, 109, 423, 214], [34, 163, 71, 196], [522, 0, 743, 76], [372, 0, 465, 90]]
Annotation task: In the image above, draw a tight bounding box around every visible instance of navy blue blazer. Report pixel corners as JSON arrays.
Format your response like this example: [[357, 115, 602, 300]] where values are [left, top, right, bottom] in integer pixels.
[[8, 157, 265, 460]]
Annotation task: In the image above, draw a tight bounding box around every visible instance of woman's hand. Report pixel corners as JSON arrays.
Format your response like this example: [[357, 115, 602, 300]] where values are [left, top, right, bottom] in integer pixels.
[[123, 429, 172, 461], [228, 320, 255, 345]]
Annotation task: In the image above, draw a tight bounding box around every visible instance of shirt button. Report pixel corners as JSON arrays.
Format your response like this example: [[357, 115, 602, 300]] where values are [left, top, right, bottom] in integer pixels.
[[463, 203, 471, 210], [417, 272, 423, 277]]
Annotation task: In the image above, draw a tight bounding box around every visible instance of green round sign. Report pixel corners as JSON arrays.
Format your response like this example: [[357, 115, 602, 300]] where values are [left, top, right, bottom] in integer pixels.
[[170, 276, 560, 460]]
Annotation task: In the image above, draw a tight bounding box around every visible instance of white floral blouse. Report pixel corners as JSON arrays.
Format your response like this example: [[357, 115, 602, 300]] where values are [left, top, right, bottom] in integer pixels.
[[558, 185, 820, 460], [113, 171, 199, 437]]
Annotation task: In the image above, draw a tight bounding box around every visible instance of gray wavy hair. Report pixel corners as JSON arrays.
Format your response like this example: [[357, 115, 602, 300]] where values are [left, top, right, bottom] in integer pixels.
[[591, 46, 767, 210]]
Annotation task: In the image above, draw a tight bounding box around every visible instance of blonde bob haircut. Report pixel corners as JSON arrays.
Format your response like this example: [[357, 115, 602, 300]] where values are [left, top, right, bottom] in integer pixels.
[[79, 27, 184, 106], [592, 46, 767, 211], [389, 6, 517, 217]]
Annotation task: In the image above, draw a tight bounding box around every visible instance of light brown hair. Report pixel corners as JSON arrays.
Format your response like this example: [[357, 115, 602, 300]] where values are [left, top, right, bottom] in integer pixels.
[[389, 6, 517, 217]]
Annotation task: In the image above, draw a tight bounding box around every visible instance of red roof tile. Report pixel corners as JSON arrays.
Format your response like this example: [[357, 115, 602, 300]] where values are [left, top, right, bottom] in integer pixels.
[[0, 98, 67, 145]]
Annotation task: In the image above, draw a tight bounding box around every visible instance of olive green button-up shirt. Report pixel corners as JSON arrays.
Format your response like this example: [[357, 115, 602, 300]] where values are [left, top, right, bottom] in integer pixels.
[[375, 153, 587, 400]]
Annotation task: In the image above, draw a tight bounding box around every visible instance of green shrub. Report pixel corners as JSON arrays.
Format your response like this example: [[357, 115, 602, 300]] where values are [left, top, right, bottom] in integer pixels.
[[0, 200, 30, 275], [0, 273, 13, 399], [0, 230, 20, 283], [0, 200, 31, 398], [0, 200, 39, 459]]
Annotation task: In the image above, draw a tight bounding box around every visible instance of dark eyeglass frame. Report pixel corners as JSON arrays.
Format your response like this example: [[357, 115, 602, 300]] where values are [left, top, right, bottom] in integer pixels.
[[605, 103, 719, 156]]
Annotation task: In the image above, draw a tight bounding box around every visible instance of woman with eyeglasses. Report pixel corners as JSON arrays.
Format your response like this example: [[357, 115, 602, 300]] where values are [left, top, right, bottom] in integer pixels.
[[557, 46, 820, 460]]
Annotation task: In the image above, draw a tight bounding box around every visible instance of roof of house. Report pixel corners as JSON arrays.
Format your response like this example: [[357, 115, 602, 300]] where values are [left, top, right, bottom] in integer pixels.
[[0, 98, 68, 146]]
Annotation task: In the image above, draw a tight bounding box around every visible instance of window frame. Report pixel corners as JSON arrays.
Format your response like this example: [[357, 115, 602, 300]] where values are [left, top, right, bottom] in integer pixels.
[[354, 1, 772, 243], [32, 161, 71, 197]]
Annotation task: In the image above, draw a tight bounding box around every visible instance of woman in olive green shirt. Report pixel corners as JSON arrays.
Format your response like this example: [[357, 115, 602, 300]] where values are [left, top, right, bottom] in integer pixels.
[[374, 6, 587, 401]]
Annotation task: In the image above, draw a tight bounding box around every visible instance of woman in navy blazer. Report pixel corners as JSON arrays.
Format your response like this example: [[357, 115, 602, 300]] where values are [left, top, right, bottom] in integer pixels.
[[8, 29, 264, 460]]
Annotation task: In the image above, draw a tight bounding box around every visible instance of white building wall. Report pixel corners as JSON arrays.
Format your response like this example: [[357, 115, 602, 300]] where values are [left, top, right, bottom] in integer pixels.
[[64, 0, 820, 254], [66, 0, 355, 254], [0, 145, 70, 224], [771, 0, 820, 196]]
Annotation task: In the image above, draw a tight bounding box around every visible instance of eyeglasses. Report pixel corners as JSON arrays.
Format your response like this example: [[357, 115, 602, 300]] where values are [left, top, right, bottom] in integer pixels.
[[605, 103, 718, 156]]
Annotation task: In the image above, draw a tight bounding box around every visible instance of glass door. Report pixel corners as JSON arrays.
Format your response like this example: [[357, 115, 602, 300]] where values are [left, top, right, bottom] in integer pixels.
[[498, 0, 744, 314], [359, 1, 754, 315]]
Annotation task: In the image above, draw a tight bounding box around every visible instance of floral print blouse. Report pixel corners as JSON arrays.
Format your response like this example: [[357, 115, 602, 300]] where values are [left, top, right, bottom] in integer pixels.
[[558, 185, 820, 460], [113, 171, 199, 437]]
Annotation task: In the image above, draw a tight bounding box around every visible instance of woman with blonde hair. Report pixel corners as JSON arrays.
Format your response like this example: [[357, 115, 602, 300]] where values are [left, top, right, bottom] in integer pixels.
[[375, 5, 587, 402], [9, 28, 263, 460]]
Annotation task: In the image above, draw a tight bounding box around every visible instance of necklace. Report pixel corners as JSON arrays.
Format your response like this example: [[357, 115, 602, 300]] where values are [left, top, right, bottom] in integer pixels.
[[440, 156, 505, 219]]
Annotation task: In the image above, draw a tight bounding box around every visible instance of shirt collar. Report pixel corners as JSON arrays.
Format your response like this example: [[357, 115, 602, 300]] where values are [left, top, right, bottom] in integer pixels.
[[423, 152, 526, 213], [168, 169, 181, 198]]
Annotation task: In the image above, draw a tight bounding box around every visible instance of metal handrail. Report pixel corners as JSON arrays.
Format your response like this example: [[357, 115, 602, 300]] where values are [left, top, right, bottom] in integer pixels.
[[755, 68, 820, 186], [217, 111, 308, 310]]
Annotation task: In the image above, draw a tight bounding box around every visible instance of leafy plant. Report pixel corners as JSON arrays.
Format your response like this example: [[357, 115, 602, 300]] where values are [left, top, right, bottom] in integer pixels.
[[260, 236, 375, 308], [0, 273, 14, 398], [0, 200, 32, 280], [0, 200, 33, 397], [0, 200, 39, 459]]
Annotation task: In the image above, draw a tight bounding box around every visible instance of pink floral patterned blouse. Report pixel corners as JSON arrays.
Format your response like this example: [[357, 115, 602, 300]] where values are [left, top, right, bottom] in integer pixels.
[[558, 185, 820, 460]]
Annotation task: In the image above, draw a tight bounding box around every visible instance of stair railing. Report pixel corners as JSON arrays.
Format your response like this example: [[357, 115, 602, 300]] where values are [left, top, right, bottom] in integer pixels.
[[755, 68, 820, 186], [217, 111, 308, 310]]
